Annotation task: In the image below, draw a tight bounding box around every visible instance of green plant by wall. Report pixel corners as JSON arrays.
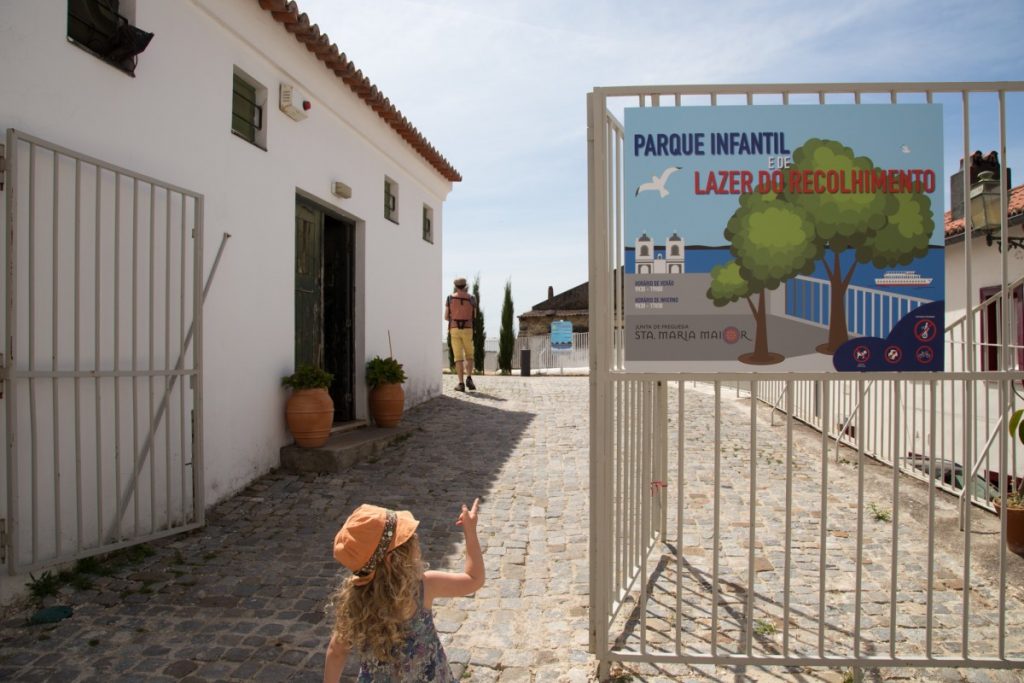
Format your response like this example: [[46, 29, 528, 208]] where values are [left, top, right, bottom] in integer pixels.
[[472, 275, 485, 374], [365, 356, 407, 387], [498, 279, 515, 374], [281, 364, 333, 390], [1006, 409, 1024, 506], [868, 501, 892, 522]]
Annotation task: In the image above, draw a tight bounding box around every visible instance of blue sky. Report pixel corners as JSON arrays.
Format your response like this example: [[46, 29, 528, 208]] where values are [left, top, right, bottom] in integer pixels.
[[297, 0, 1024, 339]]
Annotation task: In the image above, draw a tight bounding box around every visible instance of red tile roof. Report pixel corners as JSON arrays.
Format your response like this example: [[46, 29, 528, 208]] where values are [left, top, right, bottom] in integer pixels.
[[256, 0, 461, 182], [945, 183, 1024, 238]]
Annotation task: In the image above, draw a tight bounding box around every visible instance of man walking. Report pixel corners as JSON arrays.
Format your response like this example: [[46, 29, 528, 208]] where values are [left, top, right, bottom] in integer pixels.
[[445, 277, 477, 392]]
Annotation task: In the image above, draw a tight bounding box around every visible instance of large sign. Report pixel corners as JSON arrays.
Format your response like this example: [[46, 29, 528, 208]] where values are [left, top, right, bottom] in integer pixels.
[[624, 104, 944, 372]]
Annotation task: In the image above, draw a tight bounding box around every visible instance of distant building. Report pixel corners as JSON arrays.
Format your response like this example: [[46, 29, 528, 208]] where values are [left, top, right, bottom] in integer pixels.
[[518, 282, 590, 337]]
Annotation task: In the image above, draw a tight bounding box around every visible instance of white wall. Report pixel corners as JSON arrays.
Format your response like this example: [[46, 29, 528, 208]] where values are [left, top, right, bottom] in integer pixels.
[[0, 0, 452, 595], [944, 229, 1024, 326]]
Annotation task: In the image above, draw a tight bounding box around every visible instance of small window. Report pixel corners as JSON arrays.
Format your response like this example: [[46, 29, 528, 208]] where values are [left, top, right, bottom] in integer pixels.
[[67, 0, 153, 76], [422, 205, 434, 243], [231, 69, 267, 149], [384, 177, 399, 223]]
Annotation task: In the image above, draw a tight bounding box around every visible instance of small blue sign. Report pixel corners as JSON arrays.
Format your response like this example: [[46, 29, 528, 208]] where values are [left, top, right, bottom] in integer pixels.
[[551, 320, 573, 351]]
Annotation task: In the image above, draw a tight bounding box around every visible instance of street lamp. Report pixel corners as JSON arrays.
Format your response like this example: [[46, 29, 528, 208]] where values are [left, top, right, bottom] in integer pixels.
[[971, 170, 1020, 251]]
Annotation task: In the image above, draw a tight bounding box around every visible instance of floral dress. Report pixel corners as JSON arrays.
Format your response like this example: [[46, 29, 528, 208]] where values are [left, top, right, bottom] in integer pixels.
[[357, 582, 455, 682]]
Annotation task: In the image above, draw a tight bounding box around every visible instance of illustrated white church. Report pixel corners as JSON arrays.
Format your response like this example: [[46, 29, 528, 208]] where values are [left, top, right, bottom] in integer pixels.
[[635, 232, 686, 274]]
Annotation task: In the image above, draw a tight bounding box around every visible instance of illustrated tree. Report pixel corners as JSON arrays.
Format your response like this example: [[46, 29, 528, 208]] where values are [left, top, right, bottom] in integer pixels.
[[707, 193, 820, 364], [498, 280, 515, 374], [780, 138, 934, 353], [472, 275, 486, 374]]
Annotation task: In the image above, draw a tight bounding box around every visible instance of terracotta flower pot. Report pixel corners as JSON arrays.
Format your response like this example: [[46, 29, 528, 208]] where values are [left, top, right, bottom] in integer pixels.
[[285, 388, 334, 447], [369, 382, 405, 427], [993, 499, 1024, 555]]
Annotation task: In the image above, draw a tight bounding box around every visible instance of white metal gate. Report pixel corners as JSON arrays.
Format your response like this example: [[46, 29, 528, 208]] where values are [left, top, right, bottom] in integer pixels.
[[1, 129, 205, 574], [588, 83, 1024, 678]]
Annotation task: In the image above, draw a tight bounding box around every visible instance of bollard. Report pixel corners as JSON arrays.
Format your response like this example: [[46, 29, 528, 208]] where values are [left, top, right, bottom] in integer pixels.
[[520, 349, 531, 376]]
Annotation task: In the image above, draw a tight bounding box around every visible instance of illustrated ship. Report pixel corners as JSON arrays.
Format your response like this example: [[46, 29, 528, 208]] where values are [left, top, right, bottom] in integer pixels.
[[874, 270, 933, 287]]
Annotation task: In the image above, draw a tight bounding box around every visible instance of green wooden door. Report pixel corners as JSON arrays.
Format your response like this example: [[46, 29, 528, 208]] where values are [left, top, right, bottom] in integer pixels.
[[295, 203, 323, 368]]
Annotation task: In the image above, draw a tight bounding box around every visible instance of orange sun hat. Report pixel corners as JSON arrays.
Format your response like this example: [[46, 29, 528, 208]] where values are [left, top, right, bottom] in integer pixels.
[[333, 504, 419, 585]]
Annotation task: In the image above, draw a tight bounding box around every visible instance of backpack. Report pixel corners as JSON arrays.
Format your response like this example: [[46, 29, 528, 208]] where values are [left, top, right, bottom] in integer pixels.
[[447, 293, 476, 329]]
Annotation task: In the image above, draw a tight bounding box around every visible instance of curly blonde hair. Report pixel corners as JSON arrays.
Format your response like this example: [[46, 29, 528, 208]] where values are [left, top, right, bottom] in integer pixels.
[[328, 534, 424, 663]]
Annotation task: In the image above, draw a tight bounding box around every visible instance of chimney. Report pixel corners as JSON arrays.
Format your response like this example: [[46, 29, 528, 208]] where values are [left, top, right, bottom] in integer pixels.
[[950, 151, 1011, 221], [547, 286, 554, 300]]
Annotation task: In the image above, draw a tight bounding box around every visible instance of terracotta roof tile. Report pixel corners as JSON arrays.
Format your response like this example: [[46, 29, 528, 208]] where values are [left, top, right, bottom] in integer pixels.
[[256, 0, 461, 182], [944, 183, 1024, 238]]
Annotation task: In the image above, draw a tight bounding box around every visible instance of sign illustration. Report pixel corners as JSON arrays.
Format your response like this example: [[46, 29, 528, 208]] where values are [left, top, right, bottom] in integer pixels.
[[624, 104, 944, 372]]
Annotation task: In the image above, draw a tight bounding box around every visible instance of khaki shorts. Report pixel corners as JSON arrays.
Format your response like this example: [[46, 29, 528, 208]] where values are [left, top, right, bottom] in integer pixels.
[[450, 327, 474, 362]]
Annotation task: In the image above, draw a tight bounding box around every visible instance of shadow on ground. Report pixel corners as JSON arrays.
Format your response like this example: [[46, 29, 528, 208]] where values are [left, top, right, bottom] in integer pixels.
[[0, 390, 535, 681]]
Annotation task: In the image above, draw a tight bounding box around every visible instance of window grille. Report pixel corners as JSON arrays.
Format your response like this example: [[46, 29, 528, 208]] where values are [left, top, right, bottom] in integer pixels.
[[384, 179, 399, 222], [67, 0, 153, 76], [231, 74, 263, 145], [423, 206, 434, 243]]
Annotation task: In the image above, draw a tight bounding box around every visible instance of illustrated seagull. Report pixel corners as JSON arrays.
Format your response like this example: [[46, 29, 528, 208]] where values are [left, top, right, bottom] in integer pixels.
[[900, 144, 912, 154], [635, 166, 682, 198]]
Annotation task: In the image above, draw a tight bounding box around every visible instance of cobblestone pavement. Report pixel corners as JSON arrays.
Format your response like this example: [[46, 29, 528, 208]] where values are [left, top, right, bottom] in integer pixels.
[[0, 376, 1021, 682]]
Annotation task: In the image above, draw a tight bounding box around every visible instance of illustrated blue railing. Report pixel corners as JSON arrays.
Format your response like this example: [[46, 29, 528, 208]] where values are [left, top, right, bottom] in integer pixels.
[[784, 275, 932, 337]]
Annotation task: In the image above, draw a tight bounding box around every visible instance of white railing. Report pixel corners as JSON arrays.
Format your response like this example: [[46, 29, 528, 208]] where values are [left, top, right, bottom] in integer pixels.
[[513, 331, 606, 372], [783, 274, 932, 337]]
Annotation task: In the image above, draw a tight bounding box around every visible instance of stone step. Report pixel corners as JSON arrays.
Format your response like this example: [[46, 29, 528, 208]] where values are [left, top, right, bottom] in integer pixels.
[[279, 422, 414, 473]]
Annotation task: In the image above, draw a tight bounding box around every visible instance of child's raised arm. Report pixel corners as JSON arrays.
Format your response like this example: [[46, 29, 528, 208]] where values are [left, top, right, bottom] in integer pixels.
[[323, 632, 349, 683], [424, 498, 484, 605]]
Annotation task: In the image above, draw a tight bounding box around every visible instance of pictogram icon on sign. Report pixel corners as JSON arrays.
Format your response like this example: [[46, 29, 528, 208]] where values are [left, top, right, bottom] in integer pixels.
[[853, 345, 871, 363], [883, 345, 902, 364], [915, 346, 934, 364], [914, 319, 936, 342]]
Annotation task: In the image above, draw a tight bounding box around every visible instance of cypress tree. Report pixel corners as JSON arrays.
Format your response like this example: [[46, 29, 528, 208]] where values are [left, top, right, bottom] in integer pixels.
[[472, 276, 485, 374], [498, 279, 514, 374]]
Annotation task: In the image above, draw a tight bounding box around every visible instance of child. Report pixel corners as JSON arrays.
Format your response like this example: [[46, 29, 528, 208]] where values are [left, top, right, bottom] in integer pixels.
[[323, 499, 483, 682]]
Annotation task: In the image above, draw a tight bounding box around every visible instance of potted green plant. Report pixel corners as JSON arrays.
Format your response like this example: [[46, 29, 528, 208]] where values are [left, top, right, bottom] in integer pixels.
[[366, 355, 407, 427], [282, 364, 334, 448], [1000, 409, 1024, 554]]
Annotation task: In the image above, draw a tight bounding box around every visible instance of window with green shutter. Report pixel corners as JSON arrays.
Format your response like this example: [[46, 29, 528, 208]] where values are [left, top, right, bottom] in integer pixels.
[[384, 178, 399, 223], [231, 73, 262, 145], [422, 205, 434, 243]]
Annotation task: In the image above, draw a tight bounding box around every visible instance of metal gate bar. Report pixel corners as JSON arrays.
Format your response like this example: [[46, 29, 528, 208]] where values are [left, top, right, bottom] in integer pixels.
[[599, 375, 1023, 670], [3, 129, 204, 574]]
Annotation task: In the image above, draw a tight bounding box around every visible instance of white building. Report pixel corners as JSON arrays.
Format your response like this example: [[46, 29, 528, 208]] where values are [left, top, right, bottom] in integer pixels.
[[944, 180, 1024, 370], [0, 0, 459, 595]]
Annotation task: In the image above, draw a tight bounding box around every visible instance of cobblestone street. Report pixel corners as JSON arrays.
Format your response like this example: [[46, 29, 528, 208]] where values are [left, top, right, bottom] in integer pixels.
[[1, 376, 1021, 682]]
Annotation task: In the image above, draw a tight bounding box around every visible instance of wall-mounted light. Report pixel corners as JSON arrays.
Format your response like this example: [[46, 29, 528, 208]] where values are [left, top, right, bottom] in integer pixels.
[[971, 170, 1020, 251], [332, 181, 352, 199]]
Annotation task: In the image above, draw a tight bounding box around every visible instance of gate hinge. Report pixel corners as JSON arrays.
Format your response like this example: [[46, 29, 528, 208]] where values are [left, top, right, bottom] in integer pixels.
[[0, 518, 6, 564], [0, 143, 5, 191]]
